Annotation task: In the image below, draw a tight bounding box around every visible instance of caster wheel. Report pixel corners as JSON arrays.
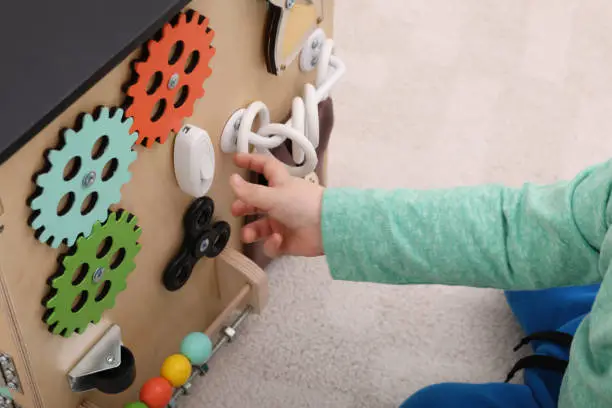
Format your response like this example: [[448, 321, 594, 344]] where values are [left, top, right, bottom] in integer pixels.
[[162, 251, 196, 292], [93, 346, 136, 394], [192, 227, 216, 258], [184, 196, 215, 238], [206, 221, 231, 258]]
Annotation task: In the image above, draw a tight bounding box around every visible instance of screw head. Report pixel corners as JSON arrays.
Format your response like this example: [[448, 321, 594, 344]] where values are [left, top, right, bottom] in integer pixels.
[[200, 238, 210, 254], [286, 0, 295, 8], [311, 39, 320, 50], [92, 267, 105, 283], [311, 56, 319, 67], [233, 117, 242, 131], [106, 354, 115, 364], [82, 171, 96, 188], [168, 73, 180, 90]]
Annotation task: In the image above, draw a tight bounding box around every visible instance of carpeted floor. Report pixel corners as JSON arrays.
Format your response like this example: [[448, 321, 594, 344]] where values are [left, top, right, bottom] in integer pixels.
[[186, 1, 612, 406]]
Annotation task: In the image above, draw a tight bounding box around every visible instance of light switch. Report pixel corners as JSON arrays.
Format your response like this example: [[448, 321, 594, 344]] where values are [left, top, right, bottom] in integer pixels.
[[174, 125, 215, 197]]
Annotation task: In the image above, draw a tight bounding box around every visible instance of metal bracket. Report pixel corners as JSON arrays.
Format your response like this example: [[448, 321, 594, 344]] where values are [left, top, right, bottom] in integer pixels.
[[0, 354, 22, 394], [67, 325, 122, 393]]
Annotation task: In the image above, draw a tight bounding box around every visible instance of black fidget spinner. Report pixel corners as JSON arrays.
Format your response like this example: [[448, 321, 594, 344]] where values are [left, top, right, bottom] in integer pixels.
[[163, 196, 231, 291]]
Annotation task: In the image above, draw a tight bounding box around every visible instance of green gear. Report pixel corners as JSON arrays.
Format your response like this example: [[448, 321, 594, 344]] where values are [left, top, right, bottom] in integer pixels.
[[42, 210, 142, 337], [29, 106, 138, 248]]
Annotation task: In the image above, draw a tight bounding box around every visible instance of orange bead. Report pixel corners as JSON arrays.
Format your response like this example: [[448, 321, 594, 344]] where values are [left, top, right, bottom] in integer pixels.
[[139, 377, 173, 408]]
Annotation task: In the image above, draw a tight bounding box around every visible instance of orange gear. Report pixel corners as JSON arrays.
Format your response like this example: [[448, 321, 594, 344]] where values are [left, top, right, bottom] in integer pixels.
[[124, 10, 215, 147]]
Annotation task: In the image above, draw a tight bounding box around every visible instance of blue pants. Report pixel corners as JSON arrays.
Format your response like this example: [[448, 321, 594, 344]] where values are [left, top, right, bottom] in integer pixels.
[[400, 285, 600, 408]]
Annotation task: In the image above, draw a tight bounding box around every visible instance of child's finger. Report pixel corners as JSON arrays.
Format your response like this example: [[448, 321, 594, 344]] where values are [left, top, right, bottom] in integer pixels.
[[233, 153, 289, 185], [241, 218, 273, 243], [263, 233, 283, 258], [231, 200, 261, 217], [230, 173, 276, 211]]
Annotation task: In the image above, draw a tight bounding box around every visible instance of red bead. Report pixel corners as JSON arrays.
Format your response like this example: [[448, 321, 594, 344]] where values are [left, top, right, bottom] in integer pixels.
[[139, 377, 173, 408]]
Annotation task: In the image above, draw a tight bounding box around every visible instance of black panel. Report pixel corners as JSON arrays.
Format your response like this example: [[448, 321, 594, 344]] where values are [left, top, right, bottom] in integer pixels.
[[0, 0, 190, 165]]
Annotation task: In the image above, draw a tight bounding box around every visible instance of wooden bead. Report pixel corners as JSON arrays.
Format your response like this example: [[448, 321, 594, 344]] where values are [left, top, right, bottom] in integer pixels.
[[139, 377, 173, 408], [161, 354, 192, 387], [180, 332, 212, 365]]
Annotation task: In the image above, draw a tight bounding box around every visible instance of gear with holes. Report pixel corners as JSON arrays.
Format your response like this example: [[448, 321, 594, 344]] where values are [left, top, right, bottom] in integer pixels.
[[28, 106, 138, 249], [162, 196, 230, 292], [42, 210, 142, 337], [124, 9, 216, 147]]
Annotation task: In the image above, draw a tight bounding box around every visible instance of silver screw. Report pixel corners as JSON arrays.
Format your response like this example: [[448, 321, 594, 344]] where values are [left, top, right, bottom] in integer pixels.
[[311, 39, 320, 49], [82, 171, 96, 188], [182, 382, 192, 395], [286, 0, 295, 8], [92, 267, 105, 283], [311, 56, 319, 67], [168, 73, 180, 90], [233, 117, 242, 131], [200, 238, 210, 254], [106, 354, 115, 364]]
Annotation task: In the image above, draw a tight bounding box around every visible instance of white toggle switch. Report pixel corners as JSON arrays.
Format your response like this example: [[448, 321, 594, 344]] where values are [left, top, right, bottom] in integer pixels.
[[174, 124, 215, 197]]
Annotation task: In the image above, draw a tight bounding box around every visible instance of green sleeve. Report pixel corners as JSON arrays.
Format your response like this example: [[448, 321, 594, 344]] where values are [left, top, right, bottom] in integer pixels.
[[321, 160, 612, 290], [559, 266, 612, 408]]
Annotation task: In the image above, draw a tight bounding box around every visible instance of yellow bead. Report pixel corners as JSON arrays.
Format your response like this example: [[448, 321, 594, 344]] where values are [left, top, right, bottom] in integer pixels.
[[160, 354, 192, 387]]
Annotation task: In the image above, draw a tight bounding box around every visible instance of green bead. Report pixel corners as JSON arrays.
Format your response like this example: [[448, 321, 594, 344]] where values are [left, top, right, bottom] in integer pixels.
[[124, 403, 147, 408], [180, 332, 212, 365], [0, 387, 12, 399]]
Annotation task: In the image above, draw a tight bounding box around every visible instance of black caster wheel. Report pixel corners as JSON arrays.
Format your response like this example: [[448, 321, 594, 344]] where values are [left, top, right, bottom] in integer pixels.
[[206, 221, 231, 258], [92, 346, 136, 394], [162, 251, 196, 292], [184, 196, 215, 238]]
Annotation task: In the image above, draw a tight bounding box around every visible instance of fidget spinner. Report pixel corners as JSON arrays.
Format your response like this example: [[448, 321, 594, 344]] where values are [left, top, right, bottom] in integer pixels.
[[28, 106, 138, 248], [123, 9, 216, 147], [163, 197, 230, 292], [265, 0, 324, 75], [42, 210, 142, 337]]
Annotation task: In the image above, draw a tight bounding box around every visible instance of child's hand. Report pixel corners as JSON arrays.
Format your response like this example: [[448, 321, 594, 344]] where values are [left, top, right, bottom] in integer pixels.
[[229, 153, 325, 258]]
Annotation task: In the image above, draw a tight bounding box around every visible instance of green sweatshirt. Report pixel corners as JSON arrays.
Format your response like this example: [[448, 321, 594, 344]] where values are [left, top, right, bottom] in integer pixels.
[[321, 159, 612, 408]]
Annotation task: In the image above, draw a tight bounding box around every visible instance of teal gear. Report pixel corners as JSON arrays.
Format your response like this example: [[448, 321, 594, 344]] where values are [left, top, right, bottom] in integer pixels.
[[29, 106, 138, 248], [43, 210, 142, 337]]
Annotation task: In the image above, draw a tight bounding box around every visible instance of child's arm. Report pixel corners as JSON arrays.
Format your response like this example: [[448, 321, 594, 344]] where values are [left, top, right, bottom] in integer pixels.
[[230, 153, 612, 290], [323, 162, 612, 290]]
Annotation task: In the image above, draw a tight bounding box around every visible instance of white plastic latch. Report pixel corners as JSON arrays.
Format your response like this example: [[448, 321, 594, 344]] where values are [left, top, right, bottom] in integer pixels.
[[174, 124, 215, 197]]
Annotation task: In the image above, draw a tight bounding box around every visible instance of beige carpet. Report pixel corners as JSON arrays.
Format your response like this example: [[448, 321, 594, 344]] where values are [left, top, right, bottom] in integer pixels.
[[186, 1, 612, 406]]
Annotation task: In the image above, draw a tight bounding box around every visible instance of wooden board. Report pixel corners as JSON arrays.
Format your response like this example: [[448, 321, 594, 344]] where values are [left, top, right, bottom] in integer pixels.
[[0, 0, 334, 407], [265, 0, 324, 75]]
